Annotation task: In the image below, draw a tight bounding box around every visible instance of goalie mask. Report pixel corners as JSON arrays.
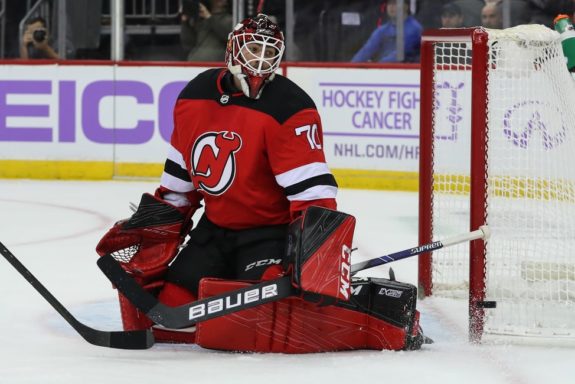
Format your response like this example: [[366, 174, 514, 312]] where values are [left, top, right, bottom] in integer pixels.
[[225, 14, 285, 99]]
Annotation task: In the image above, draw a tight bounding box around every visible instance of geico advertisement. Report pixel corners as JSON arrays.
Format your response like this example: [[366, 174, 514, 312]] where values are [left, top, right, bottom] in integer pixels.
[[0, 64, 207, 162], [287, 67, 421, 172]]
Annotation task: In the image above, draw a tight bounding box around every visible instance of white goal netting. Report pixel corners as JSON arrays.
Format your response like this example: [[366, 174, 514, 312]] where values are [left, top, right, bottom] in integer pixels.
[[429, 25, 575, 339]]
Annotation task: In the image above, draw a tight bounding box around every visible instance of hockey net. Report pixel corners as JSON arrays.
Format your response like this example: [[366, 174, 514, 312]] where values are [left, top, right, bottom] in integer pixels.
[[419, 25, 575, 342]]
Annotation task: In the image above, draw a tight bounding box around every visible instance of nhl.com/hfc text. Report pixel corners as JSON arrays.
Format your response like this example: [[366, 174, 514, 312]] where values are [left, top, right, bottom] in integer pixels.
[[333, 143, 419, 160]]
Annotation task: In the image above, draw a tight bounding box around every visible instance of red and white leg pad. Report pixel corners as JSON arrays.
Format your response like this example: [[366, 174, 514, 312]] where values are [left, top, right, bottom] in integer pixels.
[[195, 277, 425, 353], [152, 282, 197, 343]]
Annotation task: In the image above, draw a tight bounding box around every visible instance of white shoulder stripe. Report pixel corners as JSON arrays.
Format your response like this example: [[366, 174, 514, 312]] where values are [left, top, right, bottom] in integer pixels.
[[275, 162, 331, 188], [161, 172, 196, 193], [286, 185, 338, 202], [167, 144, 187, 169]]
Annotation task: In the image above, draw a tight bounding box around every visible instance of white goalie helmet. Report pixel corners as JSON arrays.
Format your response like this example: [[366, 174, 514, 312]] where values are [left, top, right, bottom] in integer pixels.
[[225, 14, 285, 99]]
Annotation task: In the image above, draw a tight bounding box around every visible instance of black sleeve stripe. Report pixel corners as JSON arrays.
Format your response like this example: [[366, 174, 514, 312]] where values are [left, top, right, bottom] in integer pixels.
[[164, 159, 191, 182], [284, 174, 338, 197]]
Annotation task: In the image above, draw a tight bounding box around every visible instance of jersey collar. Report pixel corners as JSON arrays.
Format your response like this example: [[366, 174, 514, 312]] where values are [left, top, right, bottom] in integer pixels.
[[217, 69, 244, 98]]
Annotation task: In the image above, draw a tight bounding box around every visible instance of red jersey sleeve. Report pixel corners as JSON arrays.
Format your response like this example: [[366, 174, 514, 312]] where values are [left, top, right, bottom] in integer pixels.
[[157, 99, 204, 211], [266, 108, 338, 218]]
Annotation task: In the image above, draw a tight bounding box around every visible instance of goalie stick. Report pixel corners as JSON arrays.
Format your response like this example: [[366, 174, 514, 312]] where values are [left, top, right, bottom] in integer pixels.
[[97, 226, 490, 329], [0, 241, 154, 350], [351, 225, 491, 274]]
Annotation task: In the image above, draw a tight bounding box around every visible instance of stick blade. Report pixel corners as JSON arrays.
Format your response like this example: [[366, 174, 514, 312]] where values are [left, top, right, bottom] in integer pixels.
[[107, 330, 155, 350], [79, 325, 154, 350]]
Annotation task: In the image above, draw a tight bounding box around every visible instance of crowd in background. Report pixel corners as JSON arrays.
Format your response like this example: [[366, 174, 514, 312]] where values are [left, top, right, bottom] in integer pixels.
[[2, 0, 575, 63]]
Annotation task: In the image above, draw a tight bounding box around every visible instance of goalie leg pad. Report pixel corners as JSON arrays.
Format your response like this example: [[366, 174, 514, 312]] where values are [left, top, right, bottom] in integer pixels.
[[152, 282, 198, 344], [341, 277, 425, 351], [287, 206, 356, 302], [157, 281, 197, 307], [195, 277, 425, 353], [120, 280, 199, 343], [117, 279, 162, 331]]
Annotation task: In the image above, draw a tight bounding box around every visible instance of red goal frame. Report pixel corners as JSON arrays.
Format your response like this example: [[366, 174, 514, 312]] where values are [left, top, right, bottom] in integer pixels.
[[418, 28, 490, 342]]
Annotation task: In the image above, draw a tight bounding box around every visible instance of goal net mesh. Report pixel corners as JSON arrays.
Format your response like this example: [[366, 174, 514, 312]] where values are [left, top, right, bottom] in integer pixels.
[[429, 25, 575, 338]]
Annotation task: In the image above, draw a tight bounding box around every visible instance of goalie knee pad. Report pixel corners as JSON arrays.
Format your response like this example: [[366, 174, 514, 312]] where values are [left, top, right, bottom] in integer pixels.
[[151, 282, 198, 344], [195, 276, 425, 353]]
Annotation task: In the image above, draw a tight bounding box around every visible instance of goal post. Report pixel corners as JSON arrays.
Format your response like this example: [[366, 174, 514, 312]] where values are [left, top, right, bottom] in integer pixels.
[[418, 26, 575, 343]]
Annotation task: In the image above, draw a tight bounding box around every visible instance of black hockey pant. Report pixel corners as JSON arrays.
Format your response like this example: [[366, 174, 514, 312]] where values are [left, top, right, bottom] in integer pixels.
[[165, 214, 288, 296]]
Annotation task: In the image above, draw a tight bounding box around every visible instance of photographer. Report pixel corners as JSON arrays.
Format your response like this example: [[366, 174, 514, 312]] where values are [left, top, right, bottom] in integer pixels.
[[19, 17, 59, 60], [180, 0, 232, 61]]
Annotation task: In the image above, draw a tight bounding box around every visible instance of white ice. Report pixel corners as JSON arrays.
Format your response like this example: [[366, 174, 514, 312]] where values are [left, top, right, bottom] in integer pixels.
[[0, 180, 573, 384]]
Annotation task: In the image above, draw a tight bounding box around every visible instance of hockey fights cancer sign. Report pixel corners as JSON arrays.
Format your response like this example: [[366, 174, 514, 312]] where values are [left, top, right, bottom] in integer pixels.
[[286, 66, 423, 173]]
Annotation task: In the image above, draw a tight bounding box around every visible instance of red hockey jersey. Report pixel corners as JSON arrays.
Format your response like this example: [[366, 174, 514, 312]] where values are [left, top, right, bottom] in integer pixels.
[[159, 69, 337, 229]]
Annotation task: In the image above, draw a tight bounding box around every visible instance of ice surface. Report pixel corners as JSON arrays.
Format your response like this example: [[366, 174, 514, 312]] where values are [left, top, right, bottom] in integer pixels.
[[0, 180, 572, 384]]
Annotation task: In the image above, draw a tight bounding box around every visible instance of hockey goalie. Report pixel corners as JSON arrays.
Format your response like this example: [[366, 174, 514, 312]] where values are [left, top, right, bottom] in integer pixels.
[[96, 13, 428, 353]]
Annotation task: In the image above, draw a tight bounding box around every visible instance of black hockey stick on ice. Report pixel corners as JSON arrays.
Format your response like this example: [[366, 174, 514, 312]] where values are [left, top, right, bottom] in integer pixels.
[[0, 242, 154, 350], [97, 254, 295, 329], [350, 226, 490, 275]]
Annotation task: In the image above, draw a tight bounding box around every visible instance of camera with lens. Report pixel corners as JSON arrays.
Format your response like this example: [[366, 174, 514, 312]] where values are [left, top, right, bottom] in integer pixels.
[[32, 29, 47, 43]]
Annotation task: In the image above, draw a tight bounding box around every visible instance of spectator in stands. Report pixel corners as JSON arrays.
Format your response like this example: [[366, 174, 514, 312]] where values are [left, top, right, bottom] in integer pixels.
[[453, 0, 484, 27], [180, 0, 233, 61], [19, 16, 59, 60], [481, 2, 503, 29], [441, 3, 465, 28], [351, 0, 422, 63], [485, 0, 533, 28], [416, 0, 483, 29], [301, 0, 382, 62]]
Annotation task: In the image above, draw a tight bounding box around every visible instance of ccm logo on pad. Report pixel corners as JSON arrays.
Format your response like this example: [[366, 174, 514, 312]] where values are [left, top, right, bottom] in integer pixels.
[[339, 245, 352, 299]]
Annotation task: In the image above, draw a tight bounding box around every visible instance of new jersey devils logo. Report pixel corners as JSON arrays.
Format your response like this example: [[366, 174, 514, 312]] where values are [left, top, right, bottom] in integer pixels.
[[191, 131, 242, 195]]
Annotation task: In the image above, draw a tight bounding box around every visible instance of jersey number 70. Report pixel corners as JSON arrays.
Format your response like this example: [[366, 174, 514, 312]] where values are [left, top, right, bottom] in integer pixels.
[[294, 124, 322, 150]]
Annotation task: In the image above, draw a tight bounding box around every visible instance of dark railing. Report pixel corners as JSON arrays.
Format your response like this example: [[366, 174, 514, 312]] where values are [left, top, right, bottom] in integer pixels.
[[0, 0, 5, 58], [101, 0, 181, 35]]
